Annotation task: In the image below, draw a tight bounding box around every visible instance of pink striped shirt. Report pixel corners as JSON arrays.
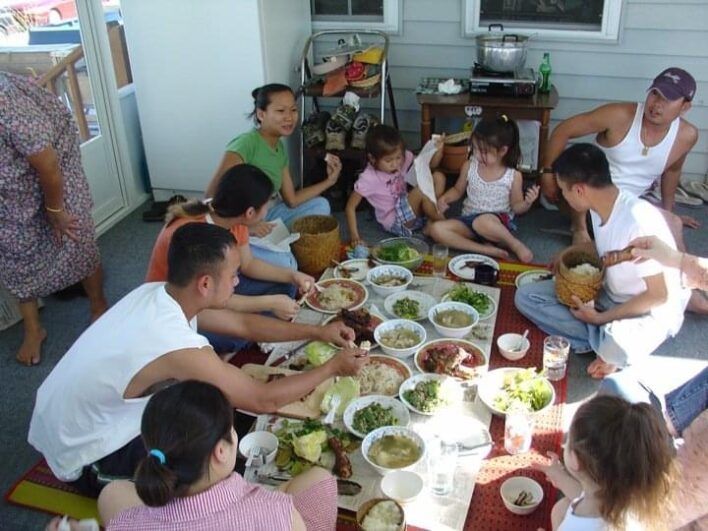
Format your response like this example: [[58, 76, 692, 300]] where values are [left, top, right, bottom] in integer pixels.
[[107, 473, 337, 530]]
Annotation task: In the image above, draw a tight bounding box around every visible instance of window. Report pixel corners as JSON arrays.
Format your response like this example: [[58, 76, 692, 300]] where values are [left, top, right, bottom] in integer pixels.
[[463, 0, 623, 42], [311, 0, 400, 33]]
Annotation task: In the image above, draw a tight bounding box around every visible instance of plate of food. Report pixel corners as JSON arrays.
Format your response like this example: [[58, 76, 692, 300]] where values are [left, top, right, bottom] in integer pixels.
[[371, 237, 427, 271], [398, 373, 461, 416], [343, 395, 411, 439], [357, 355, 412, 397], [515, 269, 553, 289], [414, 339, 487, 381], [305, 279, 368, 314], [324, 308, 384, 347], [383, 291, 437, 321], [333, 259, 372, 282], [447, 254, 500, 281], [442, 284, 497, 321], [478, 367, 555, 417]]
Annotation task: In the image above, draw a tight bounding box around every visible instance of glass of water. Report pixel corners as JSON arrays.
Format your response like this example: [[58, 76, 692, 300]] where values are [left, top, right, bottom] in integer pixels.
[[428, 436, 458, 496], [543, 335, 570, 381], [432, 244, 448, 278]]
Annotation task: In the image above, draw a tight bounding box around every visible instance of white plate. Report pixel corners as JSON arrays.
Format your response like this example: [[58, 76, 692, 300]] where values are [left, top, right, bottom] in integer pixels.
[[333, 259, 372, 282], [448, 254, 500, 281], [441, 289, 497, 321], [477, 367, 555, 417], [398, 373, 461, 416], [383, 291, 438, 321], [343, 395, 410, 439], [515, 269, 553, 289]]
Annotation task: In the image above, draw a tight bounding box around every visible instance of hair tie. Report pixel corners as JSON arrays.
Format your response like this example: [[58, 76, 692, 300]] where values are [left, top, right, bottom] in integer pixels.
[[149, 448, 166, 465], [500, 114, 509, 122]]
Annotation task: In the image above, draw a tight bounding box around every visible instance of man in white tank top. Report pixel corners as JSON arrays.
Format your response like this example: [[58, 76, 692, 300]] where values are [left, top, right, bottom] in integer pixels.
[[540, 67, 699, 245], [28, 223, 366, 491]]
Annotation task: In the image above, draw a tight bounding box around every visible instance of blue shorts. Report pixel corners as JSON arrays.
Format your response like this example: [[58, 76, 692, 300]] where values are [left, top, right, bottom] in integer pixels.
[[389, 194, 424, 237], [457, 212, 516, 243]]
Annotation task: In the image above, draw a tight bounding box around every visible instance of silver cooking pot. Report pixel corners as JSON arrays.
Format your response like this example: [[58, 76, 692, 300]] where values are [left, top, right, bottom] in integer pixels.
[[475, 24, 530, 73]]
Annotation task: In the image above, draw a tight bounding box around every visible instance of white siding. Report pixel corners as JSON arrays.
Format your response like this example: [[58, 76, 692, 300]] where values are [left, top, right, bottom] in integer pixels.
[[310, 0, 708, 181]]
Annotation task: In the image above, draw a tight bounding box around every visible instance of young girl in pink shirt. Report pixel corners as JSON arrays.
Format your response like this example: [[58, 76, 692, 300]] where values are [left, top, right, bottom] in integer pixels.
[[345, 125, 446, 245]]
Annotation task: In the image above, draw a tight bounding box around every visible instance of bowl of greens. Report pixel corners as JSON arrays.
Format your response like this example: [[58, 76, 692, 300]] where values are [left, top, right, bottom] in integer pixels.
[[478, 368, 555, 417], [442, 284, 497, 321], [343, 395, 410, 439], [372, 237, 428, 271], [384, 291, 437, 321], [398, 373, 462, 416]]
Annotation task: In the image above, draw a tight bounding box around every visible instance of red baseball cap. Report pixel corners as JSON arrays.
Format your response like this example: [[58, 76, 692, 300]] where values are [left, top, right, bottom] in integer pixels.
[[648, 68, 696, 102]]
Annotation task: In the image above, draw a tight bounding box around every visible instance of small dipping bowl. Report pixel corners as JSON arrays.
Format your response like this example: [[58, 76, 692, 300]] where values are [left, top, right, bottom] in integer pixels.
[[496, 333, 531, 361], [500, 476, 544, 515], [238, 431, 278, 465], [380, 470, 424, 504]]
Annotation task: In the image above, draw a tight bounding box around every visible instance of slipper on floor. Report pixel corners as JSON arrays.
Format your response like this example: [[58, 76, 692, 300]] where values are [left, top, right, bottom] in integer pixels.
[[681, 180, 708, 202], [644, 187, 703, 207]]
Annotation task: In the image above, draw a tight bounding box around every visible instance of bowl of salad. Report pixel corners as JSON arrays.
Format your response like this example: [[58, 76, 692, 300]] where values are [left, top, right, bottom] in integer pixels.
[[442, 284, 497, 321], [398, 373, 462, 416], [478, 367, 555, 417], [384, 291, 437, 321], [343, 395, 411, 439], [372, 237, 428, 271]]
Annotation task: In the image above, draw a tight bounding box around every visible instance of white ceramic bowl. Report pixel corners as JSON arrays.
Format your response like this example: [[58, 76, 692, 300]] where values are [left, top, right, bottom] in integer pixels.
[[500, 476, 544, 515], [374, 319, 427, 359], [367, 265, 413, 297], [428, 301, 479, 339], [380, 470, 425, 503], [343, 395, 411, 439], [398, 373, 462, 416], [442, 289, 497, 321], [384, 290, 437, 321], [238, 431, 278, 465], [478, 367, 555, 417], [496, 333, 531, 361], [361, 426, 426, 476]]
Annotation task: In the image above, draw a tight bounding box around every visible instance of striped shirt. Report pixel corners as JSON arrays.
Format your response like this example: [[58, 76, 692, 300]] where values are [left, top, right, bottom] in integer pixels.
[[107, 473, 337, 530]]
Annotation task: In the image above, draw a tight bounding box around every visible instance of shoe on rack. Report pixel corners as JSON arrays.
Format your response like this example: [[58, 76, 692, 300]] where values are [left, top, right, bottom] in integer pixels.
[[350, 113, 379, 150], [325, 119, 347, 151], [329, 103, 357, 131], [302, 111, 331, 148]]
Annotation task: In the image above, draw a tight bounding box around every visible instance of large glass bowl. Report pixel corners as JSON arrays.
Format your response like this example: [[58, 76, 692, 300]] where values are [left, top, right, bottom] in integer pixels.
[[371, 237, 428, 271]]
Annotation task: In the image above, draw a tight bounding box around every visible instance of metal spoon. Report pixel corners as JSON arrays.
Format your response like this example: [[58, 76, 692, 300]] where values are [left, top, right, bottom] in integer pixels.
[[510, 329, 529, 352], [245, 446, 263, 468]]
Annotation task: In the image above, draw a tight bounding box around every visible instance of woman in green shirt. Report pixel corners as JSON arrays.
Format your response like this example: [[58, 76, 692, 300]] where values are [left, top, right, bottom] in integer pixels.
[[207, 84, 342, 270]]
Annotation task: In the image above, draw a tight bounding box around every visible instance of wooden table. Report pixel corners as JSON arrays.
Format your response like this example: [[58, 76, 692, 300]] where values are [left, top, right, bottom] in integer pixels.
[[417, 87, 559, 169]]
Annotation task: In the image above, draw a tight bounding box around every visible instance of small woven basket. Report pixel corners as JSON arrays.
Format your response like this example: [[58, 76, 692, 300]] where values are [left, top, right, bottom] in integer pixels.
[[555, 246, 604, 306], [291, 215, 341, 277]]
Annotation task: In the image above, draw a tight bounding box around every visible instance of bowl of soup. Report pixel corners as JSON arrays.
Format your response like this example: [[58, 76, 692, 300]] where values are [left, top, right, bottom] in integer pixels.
[[374, 319, 427, 359], [367, 265, 413, 297], [428, 301, 479, 338], [361, 426, 426, 476]]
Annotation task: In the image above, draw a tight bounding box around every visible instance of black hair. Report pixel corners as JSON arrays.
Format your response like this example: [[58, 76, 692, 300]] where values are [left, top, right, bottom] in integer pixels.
[[365, 124, 405, 160], [134, 380, 234, 507], [248, 83, 295, 125], [552, 143, 613, 188], [166, 164, 274, 224], [166, 223, 236, 287], [470, 115, 521, 168]]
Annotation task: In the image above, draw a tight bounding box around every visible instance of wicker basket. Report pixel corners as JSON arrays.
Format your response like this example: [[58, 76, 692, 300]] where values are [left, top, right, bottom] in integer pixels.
[[555, 246, 604, 306], [291, 215, 341, 276], [356, 498, 405, 531]]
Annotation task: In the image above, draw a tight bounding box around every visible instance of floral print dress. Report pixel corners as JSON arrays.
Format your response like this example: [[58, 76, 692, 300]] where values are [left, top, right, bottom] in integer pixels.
[[0, 72, 100, 300]]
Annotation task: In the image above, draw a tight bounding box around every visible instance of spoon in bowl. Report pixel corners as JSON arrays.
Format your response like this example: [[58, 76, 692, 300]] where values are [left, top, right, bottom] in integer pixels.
[[510, 329, 529, 352]]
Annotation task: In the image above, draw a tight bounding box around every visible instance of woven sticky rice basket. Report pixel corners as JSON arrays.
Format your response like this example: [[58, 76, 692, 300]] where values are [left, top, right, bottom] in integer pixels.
[[291, 215, 341, 276], [555, 246, 604, 306]]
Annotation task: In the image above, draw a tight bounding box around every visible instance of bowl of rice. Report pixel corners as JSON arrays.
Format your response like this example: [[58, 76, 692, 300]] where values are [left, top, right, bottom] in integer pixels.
[[357, 498, 405, 530]]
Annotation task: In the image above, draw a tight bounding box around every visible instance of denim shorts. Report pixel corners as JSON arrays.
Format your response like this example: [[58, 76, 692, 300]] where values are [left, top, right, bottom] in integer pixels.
[[457, 212, 516, 243]]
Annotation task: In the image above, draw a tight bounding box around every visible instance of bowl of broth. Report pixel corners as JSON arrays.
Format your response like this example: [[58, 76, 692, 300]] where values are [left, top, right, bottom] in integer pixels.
[[361, 426, 426, 476], [429, 301, 479, 338]]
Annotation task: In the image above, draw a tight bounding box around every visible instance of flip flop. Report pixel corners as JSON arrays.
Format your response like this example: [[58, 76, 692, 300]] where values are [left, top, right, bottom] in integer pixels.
[[644, 187, 703, 207], [681, 180, 708, 202]]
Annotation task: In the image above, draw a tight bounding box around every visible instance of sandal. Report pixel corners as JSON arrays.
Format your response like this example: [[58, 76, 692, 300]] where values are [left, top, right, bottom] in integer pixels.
[[350, 113, 378, 150], [325, 120, 347, 151], [680, 180, 708, 203], [645, 186, 703, 207], [302, 111, 330, 148]]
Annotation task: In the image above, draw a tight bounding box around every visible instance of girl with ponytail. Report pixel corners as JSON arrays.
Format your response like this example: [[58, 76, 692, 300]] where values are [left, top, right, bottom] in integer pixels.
[[98, 380, 337, 530], [429, 114, 540, 263]]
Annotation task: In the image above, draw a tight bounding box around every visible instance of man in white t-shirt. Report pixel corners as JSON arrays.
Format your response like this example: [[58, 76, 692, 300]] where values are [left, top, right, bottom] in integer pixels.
[[28, 223, 366, 493], [516, 144, 690, 379]]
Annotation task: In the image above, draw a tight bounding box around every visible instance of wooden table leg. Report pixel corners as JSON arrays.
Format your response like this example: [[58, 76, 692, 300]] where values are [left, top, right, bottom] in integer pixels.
[[421, 103, 431, 148], [538, 109, 551, 170]]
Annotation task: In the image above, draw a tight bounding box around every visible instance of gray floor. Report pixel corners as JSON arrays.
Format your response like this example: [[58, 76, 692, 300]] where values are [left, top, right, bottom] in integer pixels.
[[1, 201, 707, 530]]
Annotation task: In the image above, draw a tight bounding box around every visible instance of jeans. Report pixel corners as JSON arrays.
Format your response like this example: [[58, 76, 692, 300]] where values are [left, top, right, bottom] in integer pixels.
[[514, 280, 671, 367], [600, 367, 708, 436]]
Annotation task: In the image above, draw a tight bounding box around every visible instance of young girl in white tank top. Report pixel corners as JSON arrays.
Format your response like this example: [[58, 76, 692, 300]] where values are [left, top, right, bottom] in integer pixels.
[[535, 396, 676, 531], [429, 115, 539, 262]]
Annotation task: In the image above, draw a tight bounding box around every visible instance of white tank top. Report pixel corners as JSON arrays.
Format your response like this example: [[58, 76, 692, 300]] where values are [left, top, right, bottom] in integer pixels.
[[461, 158, 515, 216], [28, 283, 210, 481], [595, 102, 679, 198]]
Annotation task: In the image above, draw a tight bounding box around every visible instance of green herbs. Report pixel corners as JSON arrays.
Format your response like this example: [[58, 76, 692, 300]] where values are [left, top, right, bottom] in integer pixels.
[[352, 403, 398, 435], [392, 297, 420, 319], [492, 368, 553, 413], [402, 380, 448, 413], [447, 285, 491, 314], [376, 243, 420, 263]]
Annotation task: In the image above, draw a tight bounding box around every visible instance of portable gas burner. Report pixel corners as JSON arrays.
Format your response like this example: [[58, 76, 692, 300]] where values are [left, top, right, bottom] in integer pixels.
[[469, 64, 537, 97]]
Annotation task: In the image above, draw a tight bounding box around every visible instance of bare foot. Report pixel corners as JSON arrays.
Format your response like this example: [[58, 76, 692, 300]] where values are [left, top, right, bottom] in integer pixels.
[[686, 290, 708, 315], [46, 516, 84, 531], [586, 357, 618, 379], [479, 244, 510, 260], [510, 242, 534, 263], [571, 229, 592, 246], [16, 327, 47, 366]]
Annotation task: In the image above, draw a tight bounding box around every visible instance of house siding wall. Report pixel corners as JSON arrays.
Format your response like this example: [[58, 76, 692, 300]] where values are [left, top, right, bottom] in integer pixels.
[[311, 0, 707, 181]]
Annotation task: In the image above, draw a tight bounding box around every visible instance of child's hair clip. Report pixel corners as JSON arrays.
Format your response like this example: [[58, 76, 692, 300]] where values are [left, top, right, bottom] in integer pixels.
[[500, 114, 509, 122]]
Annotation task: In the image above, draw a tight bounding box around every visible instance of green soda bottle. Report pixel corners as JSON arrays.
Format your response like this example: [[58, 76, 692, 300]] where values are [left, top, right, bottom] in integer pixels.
[[539, 52, 552, 93]]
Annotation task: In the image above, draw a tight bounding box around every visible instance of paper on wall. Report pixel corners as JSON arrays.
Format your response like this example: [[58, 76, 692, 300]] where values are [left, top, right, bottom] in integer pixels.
[[249, 218, 300, 253], [516, 119, 541, 171], [405, 138, 439, 208]]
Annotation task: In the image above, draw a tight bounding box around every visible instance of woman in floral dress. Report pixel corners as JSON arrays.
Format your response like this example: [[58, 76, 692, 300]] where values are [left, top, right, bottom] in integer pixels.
[[0, 72, 107, 366]]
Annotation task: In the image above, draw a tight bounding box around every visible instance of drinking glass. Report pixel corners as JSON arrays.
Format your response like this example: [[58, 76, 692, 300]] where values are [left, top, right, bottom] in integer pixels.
[[428, 436, 458, 495], [543, 335, 570, 381], [432, 244, 448, 278], [504, 403, 533, 455]]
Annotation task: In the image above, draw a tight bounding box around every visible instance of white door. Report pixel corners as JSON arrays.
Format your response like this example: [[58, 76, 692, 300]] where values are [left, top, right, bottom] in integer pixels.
[[0, 0, 125, 226]]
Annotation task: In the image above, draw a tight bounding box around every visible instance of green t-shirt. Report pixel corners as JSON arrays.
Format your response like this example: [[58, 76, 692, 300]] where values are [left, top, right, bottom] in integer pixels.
[[225, 129, 287, 191]]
